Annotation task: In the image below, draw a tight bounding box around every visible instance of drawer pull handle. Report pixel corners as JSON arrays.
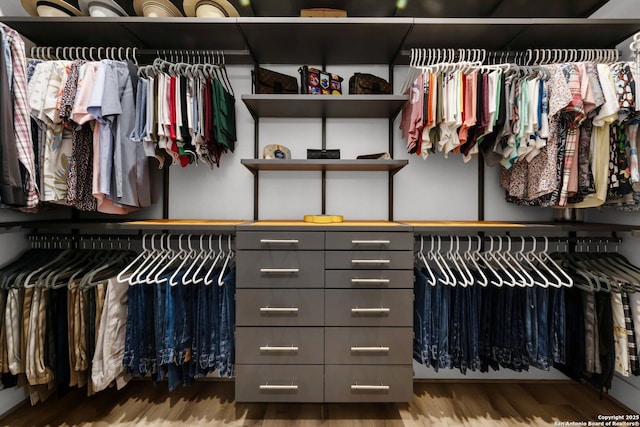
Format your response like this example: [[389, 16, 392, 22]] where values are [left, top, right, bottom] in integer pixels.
[[260, 345, 299, 352], [351, 259, 390, 265], [351, 384, 390, 391], [260, 239, 300, 244], [351, 240, 390, 245], [351, 278, 390, 284], [350, 346, 390, 353], [351, 307, 390, 314], [260, 307, 299, 313], [260, 384, 299, 391], [260, 268, 300, 273]]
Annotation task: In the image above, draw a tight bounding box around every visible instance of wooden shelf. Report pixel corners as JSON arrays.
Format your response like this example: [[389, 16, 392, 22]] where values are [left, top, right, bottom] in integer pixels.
[[241, 95, 408, 119], [2, 17, 638, 65], [404, 221, 640, 233], [241, 159, 408, 174], [117, 220, 248, 231]]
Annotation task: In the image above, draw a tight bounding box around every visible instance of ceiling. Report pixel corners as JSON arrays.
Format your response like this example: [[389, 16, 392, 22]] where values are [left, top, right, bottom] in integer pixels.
[[0, 0, 615, 18]]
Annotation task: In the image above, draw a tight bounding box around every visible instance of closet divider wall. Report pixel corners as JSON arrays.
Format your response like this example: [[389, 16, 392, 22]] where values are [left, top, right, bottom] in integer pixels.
[[0, 14, 640, 410]]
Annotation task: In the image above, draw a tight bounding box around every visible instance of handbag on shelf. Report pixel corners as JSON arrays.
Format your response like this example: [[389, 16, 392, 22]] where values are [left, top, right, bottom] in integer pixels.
[[252, 67, 299, 94], [348, 73, 392, 94], [307, 149, 341, 159], [299, 66, 343, 95]]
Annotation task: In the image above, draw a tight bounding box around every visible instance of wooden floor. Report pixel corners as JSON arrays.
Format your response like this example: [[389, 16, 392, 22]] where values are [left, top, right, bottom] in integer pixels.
[[0, 380, 635, 426]]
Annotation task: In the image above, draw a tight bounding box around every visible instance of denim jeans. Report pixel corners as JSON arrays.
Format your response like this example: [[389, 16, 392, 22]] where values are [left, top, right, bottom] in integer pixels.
[[218, 268, 236, 378], [479, 281, 495, 372], [413, 267, 430, 365], [549, 287, 566, 365], [525, 276, 540, 368], [207, 269, 221, 372], [467, 281, 481, 372], [535, 286, 550, 370], [437, 284, 452, 370]]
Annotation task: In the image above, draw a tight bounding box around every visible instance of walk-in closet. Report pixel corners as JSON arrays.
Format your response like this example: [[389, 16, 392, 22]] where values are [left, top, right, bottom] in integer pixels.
[[0, 0, 638, 425]]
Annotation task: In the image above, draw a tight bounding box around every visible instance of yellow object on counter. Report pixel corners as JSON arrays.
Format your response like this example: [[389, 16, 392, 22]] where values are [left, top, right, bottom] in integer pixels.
[[303, 215, 344, 223]]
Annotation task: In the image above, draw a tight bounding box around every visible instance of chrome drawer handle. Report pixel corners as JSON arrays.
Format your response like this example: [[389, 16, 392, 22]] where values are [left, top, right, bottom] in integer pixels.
[[351, 307, 390, 314], [260, 384, 299, 391], [260, 307, 299, 313], [351, 384, 390, 391], [260, 345, 299, 352], [351, 259, 390, 264], [351, 278, 390, 284], [350, 346, 390, 353], [260, 239, 300, 244], [351, 240, 390, 245], [260, 268, 300, 273]]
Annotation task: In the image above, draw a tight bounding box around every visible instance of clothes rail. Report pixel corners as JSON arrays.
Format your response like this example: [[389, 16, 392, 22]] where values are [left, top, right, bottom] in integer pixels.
[[401, 47, 621, 68], [28, 46, 250, 64]]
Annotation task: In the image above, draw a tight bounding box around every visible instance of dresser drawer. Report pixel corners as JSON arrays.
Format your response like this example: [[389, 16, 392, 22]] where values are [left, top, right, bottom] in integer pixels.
[[325, 289, 413, 327], [236, 327, 324, 364], [237, 251, 324, 288], [325, 270, 413, 289], [235, 364, 324, 402], [324, 365, 413, 402], [236, 289, 324, 326], [325, 232, 413, 251], [325, 251, 412, 270], [325, 327, 412, 365], [237, 231, 324, 250]]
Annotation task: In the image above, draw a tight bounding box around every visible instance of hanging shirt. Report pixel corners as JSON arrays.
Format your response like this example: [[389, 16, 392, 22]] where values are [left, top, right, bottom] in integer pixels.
[[3, 27, 38, 208], [568, 64, 619, 208], [400, 73, 424, 154]]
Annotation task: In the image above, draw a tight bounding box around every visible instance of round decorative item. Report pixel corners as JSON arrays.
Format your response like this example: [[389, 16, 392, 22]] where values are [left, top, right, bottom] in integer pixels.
[[21, 0, 84, 16], [183, 0, 239, 17], [79, 0, 136, 16], [133, 0, 183, 16]]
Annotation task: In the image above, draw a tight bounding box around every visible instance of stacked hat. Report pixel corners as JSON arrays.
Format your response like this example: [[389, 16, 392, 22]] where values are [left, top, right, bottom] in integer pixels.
[[183, 0, 239, 17], [79, 0, 136, 16], [21, 0, 84, 16], [133, 0, 184, 16]]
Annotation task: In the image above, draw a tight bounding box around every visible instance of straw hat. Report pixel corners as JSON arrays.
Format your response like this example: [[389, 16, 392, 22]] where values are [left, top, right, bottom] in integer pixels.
[[133, 0, 184, 16], [183, 0, 239, 17], [21, 0, 84, 16], [79, 0, 136, 16]]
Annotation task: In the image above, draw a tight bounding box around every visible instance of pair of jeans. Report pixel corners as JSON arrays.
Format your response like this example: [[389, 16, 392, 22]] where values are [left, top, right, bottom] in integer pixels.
[[468, 284, 481, 371], [207, 268, 221, 372], [549, 287, 566, 365], [218, 268, 236, 378], [437, 284, 452, 370], [123, 282, 157, 378], [413, 267, 431, 365]]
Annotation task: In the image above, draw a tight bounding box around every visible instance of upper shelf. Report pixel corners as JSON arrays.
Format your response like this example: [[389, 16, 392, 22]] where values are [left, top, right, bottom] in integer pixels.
[[242, 94, 408, 119], [2, 17, 640, 65], [404, 221, 640, 233]]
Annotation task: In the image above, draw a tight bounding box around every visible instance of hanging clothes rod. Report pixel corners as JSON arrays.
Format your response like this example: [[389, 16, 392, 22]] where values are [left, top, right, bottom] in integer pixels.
[[28, 46, 251, 64], [400, 47, 621, 66]]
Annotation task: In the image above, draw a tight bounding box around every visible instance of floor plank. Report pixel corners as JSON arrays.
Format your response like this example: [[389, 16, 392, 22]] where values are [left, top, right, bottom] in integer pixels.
[[0, 380, 635, 427]]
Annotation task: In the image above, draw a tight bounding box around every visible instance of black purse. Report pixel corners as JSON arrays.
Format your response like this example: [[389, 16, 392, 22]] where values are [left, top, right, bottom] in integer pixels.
[[252, 67, 298, 94]]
